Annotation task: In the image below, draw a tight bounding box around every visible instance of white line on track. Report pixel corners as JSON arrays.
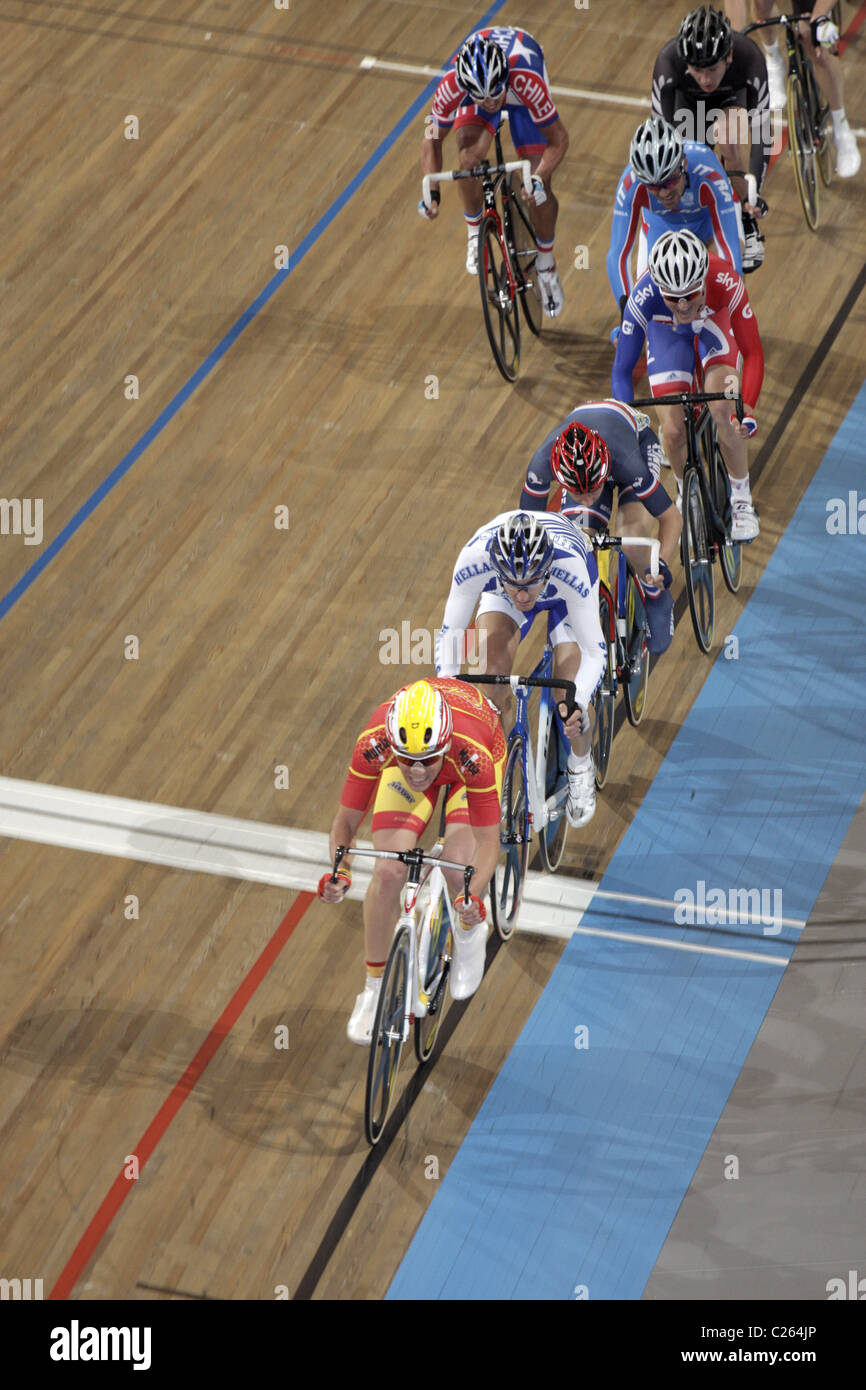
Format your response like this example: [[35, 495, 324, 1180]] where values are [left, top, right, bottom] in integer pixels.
[[0, 777, 798, 961], [359, 55, 866, 135]]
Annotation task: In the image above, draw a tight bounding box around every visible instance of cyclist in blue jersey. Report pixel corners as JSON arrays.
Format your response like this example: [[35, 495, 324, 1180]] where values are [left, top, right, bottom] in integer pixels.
[[435, 511, 605, 827], [520, 403, 680, 655], [608, 117, 743, 323]]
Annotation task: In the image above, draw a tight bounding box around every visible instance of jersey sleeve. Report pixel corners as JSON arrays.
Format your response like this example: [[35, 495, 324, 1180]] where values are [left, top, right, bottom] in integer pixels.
[[339, 714, 391, 814], [651, 45, 679, 123], [435, 544, 491, 677], [728, 281, 764, 406], [520, 423, 563, 509], [428, 71, 464, 135], [741, 38, 772, 188], [607, 171, 646, 302], [698, 178, 743, 275], [611, 295, 647, 402], [561, 574, 607, 710]]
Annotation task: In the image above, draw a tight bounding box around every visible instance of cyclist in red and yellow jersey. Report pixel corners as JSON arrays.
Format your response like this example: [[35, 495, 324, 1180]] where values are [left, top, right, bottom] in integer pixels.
[[318, 678, 505, 1044]]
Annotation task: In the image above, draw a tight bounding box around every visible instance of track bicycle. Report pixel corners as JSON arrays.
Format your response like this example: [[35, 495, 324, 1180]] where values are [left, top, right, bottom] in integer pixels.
[[745, 13, 834, 229], [329, 843, 474, 1145], [421, 124, 542, 382], [459, 646, 577, 937], [632, 393, 744, 655], [588, 534, 660, 789]]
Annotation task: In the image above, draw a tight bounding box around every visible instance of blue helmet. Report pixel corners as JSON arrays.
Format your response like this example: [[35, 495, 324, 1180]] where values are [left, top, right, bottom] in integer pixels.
[[488, 513, 555, 585], [455, 35, 508, 102]]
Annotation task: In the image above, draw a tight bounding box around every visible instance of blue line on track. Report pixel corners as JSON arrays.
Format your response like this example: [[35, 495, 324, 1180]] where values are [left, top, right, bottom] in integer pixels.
[[387, 379, 866, 1301], [0, 0, 507, 624]]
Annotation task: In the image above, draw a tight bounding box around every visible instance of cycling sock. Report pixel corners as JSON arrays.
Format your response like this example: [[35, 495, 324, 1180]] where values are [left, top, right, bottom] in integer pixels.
[[567, 750, 592, 772], [365, 960, 386, 980], [831, 108, 848, 138], [536, 238, 555, 272], [465, 212, 483, 236], [730, 474, 752, 501]]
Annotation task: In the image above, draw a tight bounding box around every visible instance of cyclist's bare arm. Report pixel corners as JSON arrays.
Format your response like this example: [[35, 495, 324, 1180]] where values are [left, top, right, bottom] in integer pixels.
[[322, 804, 365, 902], [532, 117, 569, 184], [419, 133, 445, 217], [447, 821, 500, 919], [657, 503, 682, 571]]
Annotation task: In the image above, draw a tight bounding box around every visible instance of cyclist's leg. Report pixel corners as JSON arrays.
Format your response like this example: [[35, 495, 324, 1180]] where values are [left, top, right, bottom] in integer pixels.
[[645, 320, 696, 489], [799, 10, 861, 175], [509, 105, 565, 314], [454, 110, 496, 271], [549, 634, 596, 829], [366, 777, 438, 966], [697, 324, 749, 481]]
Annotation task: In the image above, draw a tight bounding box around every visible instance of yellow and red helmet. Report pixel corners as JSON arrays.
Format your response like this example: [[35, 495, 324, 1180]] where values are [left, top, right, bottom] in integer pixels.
[[385, 680, 453, 760]]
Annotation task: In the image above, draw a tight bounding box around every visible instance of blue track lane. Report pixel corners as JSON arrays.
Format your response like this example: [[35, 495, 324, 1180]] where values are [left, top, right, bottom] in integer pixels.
[[387, 379, 866, 1300]]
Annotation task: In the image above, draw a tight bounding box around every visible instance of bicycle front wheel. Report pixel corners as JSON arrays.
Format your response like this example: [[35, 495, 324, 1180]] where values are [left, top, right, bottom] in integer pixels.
[[414, 896, 451, 1064], [507, 173, 542, 337], [682, 469, 715, 654], [787, 72, 819, 230], [706, 438, 743, 594], [622, 571, 650, 726], [364, 925, 411, 1145], [490, 734, 529, 940], [592, 587, 616, 789], [538, 701, 570, 873], [478, 214, 520, 382]]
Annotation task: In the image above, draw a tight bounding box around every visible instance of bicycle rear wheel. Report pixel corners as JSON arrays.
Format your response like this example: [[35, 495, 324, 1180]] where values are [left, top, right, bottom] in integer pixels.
[[592, 587, 616, 789], [622, 571, 650, 726], [538, 700, 570, 873], [364, 925, 411, 1145], [478, 214, 520, 382], [507, 173, 542, 337], [490, 733, 529, 940], [414, 895, 451, 1064], [682, 469, 715, 653], [787, 72, 819, 230], [704, 432, 742, 594]]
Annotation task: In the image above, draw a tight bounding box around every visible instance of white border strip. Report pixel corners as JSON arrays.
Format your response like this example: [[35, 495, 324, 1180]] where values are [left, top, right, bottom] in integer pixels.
[[0, 777, 796, 962]]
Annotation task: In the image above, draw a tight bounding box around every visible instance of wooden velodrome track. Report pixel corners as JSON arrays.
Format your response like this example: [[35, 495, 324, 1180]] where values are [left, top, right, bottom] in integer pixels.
[[0, 0, 863, 1302]]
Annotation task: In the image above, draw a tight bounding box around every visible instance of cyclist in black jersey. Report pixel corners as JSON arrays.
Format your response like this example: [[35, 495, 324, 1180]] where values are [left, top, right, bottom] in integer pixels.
[[652, 6, 771, 272]]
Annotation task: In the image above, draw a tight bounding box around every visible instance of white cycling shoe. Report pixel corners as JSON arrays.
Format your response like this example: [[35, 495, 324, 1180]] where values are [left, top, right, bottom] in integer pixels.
[[537, 264, 564, 318], [566, 760, 596, 829], [466, 235, 479, 275], [835, 125, 862, 179], [347, 977, 382, 1046], [449, 919, 487, 1000], [731, 499, 760, 543]]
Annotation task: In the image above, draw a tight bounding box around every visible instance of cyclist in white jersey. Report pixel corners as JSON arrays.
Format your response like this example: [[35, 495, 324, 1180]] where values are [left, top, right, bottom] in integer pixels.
[[435, 510, 605, 828]]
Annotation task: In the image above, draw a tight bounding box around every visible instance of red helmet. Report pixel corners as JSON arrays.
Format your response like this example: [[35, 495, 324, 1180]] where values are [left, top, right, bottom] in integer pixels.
[[550, 422, 611, 495]]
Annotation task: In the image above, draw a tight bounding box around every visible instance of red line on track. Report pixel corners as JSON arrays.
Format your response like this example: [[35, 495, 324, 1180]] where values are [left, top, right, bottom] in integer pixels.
[[49, 890, 315, 1300]]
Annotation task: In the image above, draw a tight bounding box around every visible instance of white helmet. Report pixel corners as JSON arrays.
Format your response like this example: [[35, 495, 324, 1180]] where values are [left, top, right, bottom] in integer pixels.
[[648, 229, 709, 296], [629, 117, 684, 185]]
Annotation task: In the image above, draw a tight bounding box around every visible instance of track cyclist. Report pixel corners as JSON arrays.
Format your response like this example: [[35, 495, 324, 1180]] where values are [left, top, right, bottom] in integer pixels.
[[652, 5, 772, 271], [319, 679, 505, 1044], [519, 404, 681, 655], [608, 116, 742, 327], [418, 26, 569, 316], [435, 510, 605, 829], [612, 227, 764, 542], [747, 1, 860, 174]]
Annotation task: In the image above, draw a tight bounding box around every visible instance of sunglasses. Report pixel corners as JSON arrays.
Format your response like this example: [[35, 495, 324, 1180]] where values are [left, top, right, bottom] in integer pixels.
[[661, 285, 704, 303], [504, 571, 550, 594], [646, 170, 684, 193], [395, 752, 443, 768]]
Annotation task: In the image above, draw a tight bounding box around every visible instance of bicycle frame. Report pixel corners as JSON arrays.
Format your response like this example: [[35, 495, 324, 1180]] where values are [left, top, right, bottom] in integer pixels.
[[332, 844, 472, 1029], [632, 392, 740, 547]]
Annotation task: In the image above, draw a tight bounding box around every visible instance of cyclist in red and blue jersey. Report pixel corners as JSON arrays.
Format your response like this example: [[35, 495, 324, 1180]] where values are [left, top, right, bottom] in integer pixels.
[[520, 404, 681, 656], [419, 27, 569, 316], [612, 228, 764, 542], [608, 117, 742, 323]]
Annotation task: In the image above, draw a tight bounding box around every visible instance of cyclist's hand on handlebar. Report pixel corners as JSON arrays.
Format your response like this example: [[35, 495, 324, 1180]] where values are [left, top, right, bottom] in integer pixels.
[[317, 869, 352, 904], [455, 893, 487, 929], [744, 194, 769, 220], [812, 16, 839, 48], [730, 407, 758, 439], [558, 701, 590, 738], [417, 188, 440, 220], [644, 557, 673, 594], [523, 173, 547, 206]]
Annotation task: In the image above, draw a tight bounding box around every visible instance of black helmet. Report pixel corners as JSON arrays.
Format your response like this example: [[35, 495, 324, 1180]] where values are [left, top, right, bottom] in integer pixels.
[[677, 6, 733, 68]]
